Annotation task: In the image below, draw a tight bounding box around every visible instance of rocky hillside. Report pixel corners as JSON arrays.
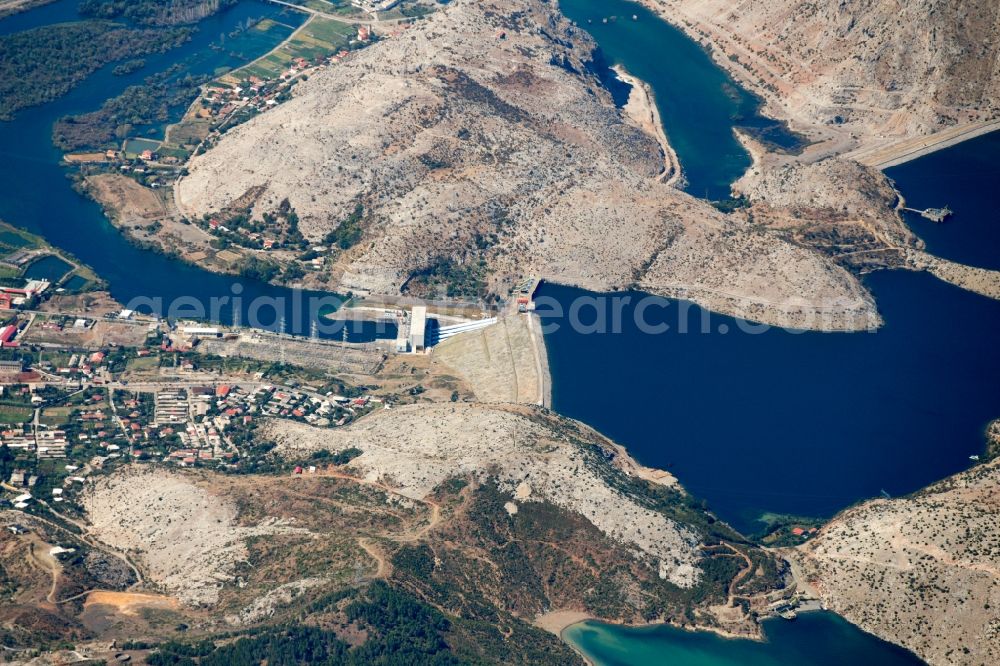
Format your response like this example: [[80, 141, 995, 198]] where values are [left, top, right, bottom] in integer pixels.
[[5, 404, 792, 662], [176, 0, 880, 331], [646, 0, 1000, 144], [790, 459, 1000, 666], [733, 143, 923, 270], [261, 403, 788, 635]]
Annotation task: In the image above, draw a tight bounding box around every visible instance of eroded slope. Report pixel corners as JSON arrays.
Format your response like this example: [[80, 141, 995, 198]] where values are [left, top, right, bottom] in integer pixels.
[[176, 0, 879, 330], [646, 0, 1000, 147], [790, 460, 1000, 666], [263, 402, 703, 587]]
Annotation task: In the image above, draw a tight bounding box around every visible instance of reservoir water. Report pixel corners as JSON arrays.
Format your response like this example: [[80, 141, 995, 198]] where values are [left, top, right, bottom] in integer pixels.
[[0, 0, 392, 341], [559, 0, 803, 200], [886, 130, 1000, 271], [564, 613, 923, 666], [23, 254, 73, 282], [1, 2, 995, 664], [542, 0, 1000, 536], [538, 267, 1000, 533]]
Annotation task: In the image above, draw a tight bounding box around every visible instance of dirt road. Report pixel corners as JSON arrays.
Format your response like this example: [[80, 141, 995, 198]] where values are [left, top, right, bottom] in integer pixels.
[[26, 535, 62, 603]]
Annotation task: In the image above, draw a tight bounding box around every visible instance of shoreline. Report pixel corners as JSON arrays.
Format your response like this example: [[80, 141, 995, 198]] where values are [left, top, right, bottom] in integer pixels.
[[631, 0, 999, 171], [610, 64, 682, 187], [630, 0, 843, 163], [536, 607, 772, 647], [0, 0, 56, 20]]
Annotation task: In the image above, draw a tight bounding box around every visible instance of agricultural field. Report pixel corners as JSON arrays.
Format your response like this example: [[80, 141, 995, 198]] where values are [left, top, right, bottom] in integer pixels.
[[0, 404, 32, 424], [289, 0, 368, 18], [38, 405, 75, 427], [377, 1, 438, 21], [224, 16, 357, 83]]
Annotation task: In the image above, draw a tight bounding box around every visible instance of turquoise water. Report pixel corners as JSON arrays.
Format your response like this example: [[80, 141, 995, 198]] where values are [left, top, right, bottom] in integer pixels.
[[560, 0, 803, 200], [23, 254, 72, 282], [564, 613, 923, 665], [0, 0, 392, 341], [886, 130, 1000, 271], [0, 1, 990, 664]]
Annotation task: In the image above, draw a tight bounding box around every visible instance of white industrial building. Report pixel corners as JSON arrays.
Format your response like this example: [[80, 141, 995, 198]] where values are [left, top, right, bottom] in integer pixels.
[[410, 306, 426, 352]]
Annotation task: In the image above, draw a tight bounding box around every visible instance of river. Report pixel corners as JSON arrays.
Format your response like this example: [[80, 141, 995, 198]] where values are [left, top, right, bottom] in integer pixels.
[[0, 0, 393, 341], [1, 1, 993, 664]]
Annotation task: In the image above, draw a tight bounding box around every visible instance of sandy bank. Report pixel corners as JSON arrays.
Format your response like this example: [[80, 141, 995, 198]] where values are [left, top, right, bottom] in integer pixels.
[[612, 64, 682, 187], [534, 609, 595, 636], [539, 610, 764, 647], [0, 0, 55, 19]]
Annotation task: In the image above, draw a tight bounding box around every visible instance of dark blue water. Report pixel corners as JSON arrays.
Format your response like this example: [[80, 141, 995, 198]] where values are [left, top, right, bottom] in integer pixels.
[[24, 254, 72, 281], [0, 0, 81, 35], [538, 268, 1000, 533], [0, 0, 391, 341], [560, 0, 803, 200], [886, 130, 1000, 271], [565, 613, 923, 666]]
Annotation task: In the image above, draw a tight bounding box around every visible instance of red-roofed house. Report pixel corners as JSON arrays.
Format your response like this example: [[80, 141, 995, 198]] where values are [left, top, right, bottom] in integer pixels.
[[0, 325, 18, 347]]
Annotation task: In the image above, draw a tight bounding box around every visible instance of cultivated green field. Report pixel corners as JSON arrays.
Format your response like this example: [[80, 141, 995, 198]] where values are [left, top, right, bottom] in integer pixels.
[[297, 0, 367, 18], [0, 405, 32, 424], [225, 16, 357, 83]]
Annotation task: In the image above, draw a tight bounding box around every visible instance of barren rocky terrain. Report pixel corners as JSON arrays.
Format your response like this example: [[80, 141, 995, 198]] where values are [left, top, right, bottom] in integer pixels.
[[81, 467, 311, 606], [15, 400, 788, 660], [905, 249, 1000, 301], [644, 0, 1000, 154], [264, 402, 703, 587], [790, 459, 1000, 666], [735, 142, 922, 272], [175, 0, 886, 330]]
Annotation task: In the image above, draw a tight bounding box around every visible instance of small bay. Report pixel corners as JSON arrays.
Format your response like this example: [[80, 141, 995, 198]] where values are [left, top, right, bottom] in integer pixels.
[[563, 613, 923, 666], [559, 0, 803, 200]]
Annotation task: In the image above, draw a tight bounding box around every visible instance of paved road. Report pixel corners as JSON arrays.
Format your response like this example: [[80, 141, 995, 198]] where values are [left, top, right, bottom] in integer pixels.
[[844, 119, 1000, 169]]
